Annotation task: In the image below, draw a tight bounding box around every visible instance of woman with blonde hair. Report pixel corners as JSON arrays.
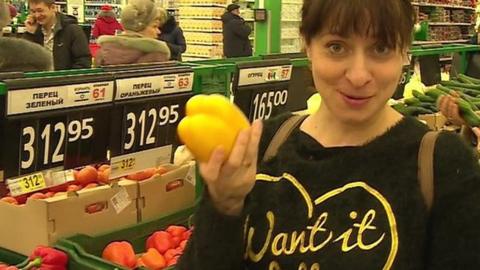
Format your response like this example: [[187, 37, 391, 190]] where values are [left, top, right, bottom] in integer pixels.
[[94, 0, 170, 66]]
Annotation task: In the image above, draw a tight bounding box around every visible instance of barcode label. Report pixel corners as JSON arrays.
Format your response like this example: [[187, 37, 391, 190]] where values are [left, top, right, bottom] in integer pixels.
[[110, 187, 131, 214]]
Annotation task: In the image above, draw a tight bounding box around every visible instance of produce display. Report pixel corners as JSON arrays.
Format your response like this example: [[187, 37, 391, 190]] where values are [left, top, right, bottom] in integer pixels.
[[393, 74, 480, 126], [102, 225, 192, 269], [0, 164, 169, 206], [0, 246, 68, 270]]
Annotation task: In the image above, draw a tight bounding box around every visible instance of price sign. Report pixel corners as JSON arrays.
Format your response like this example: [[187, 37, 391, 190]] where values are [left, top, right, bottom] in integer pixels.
[[233, 60, 293, 121], [7, 172, 46, 196], [3, 75, 114, 179], [109, 68, 194, 178]]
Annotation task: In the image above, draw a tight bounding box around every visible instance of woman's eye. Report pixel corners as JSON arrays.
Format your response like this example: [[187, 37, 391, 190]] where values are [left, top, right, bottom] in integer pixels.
[[374, 44, 391, 55], [327, 43, 346, 55]]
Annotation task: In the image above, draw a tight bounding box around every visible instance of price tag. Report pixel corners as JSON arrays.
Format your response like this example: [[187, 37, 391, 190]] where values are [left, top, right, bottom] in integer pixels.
[[115, 72, 193, 101], [3, 76, 114, 179], [237, 65, 292, 86], [110, 145, 172, 179], [7, 172, 46, 196]]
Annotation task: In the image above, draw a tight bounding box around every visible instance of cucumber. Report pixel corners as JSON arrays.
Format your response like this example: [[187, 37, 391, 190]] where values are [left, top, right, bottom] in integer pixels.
[[398, 106, 434, 116], [440, 80, 480, 90], [412, 90, 436, 103], [426, 88, 448, 100], [459, 74, 480, 85], [457, 99, 480, 127], [435, 85, 453, 94], [404, 97, 421, 106], [457, 76, 475, 84]]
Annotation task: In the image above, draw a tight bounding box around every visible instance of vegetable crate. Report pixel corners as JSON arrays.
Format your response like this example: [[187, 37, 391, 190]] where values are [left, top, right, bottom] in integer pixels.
[[0, 247, 27, 267], [188, 63, 236, 96], [56, 207, 195, 270]]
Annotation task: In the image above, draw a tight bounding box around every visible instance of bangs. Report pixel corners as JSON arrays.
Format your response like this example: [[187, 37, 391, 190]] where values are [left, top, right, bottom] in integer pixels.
[[301, 0, 414, 49]]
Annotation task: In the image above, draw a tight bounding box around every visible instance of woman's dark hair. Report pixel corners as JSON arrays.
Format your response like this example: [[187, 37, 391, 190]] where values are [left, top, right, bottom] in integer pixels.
[[300, 0, 415, 49]]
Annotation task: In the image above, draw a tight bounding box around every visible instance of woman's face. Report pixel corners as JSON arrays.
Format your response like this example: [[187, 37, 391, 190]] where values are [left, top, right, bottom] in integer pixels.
[[139, 19, 160, 38], [305, 33, 406, 125]]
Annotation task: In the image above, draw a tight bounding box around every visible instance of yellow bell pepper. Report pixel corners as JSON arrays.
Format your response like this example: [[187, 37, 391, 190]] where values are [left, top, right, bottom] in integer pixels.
[[177, 94, 250, 162]]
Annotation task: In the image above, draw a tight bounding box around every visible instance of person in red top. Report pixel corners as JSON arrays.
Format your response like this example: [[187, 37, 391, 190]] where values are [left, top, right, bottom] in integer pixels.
[[91, 5, 123, 39]]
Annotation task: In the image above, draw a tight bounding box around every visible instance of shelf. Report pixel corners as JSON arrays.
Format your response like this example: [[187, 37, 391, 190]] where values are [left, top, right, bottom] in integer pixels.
[[411, 2, 475, 10], [179, 4, 226, 7], [85, 3, 122, 6], [428, 22, 472, 26], [183, 29, 223, 33], [413, 39, 470, 45], [440, 57, 453, 62], [282, 19, 301, 22], [183, 53, 220, 58], [186, 41, 223, 46], [179, 16, 222, 20]]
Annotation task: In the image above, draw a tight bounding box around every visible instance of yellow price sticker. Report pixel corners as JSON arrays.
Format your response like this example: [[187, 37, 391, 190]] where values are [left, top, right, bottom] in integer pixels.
[[120, 157, 136, 170], [19, 173, 46, 193]]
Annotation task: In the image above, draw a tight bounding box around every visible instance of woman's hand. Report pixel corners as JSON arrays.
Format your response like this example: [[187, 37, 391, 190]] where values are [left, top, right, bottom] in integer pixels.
[[199, 120, 263, 216], [437, 92, 466, 126]]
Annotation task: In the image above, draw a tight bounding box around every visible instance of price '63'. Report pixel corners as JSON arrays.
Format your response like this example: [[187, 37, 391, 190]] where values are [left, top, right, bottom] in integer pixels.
[[21, 118, 94, 170], [123, 104, 180, 151]]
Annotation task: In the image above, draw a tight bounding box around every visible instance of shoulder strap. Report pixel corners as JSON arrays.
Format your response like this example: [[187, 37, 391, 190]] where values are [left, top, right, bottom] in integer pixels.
[[262, 114, 308, 162], [418, 131, 440, 211]]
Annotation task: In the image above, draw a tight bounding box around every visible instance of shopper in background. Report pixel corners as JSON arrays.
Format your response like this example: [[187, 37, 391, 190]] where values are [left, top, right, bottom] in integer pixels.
[[0, 0, 53, 72], [158, 13, 186, 61], [24, 0, 91, 70], [94, 0, 170, 66], [8, 2, 16, 20], [221, 3, 252, 58], [178, 0, 480, 269], [91, 5, 123, 39]]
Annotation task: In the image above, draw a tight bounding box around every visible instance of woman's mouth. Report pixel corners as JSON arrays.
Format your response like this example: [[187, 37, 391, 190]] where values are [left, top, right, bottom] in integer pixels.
[[340, 92, 373, 108]]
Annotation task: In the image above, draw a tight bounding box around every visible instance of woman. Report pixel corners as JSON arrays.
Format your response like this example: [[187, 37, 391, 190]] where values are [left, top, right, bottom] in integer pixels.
[[91, 5, 123, 39], [158, 14, 186, 61], [178, 0, 480, 269], [94, 0, 170, 66]]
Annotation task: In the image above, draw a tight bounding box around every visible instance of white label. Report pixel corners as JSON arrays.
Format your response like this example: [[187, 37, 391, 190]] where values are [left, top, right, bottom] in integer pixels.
[[238, 65, 293, 86], [110, 145, 173, 179], [111, 187, 131, 214], [115, 72, 194, 101], [50, 169, 75, 186], [185, 163, 196, 187], [7, 81, 114, 116], [2, 27, 12, 34]]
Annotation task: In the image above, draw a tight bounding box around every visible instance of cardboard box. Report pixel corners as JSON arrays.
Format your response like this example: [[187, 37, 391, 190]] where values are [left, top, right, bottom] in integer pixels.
[[0, 180, 138, 255], [418, 113, 448, 131], [418, 113, 437, 130], [137, 162, 196, 222]]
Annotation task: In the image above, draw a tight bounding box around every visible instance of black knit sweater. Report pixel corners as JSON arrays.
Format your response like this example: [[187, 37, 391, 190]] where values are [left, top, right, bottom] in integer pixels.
[[178, 114, 480, 270]]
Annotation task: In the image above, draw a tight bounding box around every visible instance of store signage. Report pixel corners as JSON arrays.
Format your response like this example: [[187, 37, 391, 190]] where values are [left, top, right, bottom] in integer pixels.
[[237, 65, 292, 86], [110, 69, 194, 178], [110, 145, 172, 179], [115, 72, 194, 100], [6, 81, 114, 115]]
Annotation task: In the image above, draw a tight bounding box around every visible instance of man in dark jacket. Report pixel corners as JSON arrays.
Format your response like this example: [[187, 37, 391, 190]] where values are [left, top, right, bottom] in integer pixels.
[[159, 14, 186, 61], [24, 0, 91, 70], [221, 4, 252, 58]]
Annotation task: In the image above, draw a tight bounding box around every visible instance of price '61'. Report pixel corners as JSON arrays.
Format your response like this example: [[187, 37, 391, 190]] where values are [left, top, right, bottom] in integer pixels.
[[124, 104, 180, 151], [21, 118, 94, 170]]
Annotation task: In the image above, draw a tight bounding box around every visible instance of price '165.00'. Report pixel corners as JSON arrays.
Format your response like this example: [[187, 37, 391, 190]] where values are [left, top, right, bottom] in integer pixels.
[[22, 118, 94, 170], [252, 90, 288, 120]]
